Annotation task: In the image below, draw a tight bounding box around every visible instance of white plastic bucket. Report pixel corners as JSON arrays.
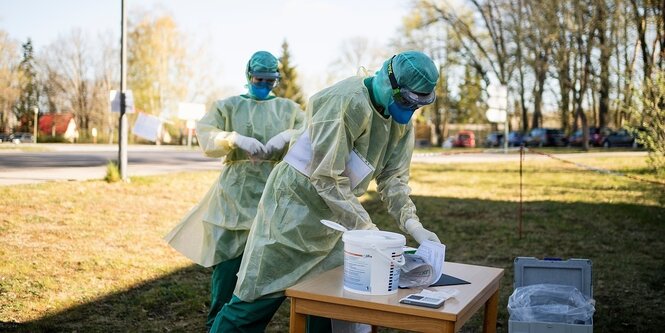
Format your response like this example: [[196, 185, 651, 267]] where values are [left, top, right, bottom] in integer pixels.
[[342, 230, 406, 295]]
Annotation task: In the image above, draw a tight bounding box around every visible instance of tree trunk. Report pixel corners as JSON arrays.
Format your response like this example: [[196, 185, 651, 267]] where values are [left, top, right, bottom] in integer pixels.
[[558, 62, 572, 132], [597, 0, 612, 128], [531, 51, 548, 130], [631, 0, 652, 81]]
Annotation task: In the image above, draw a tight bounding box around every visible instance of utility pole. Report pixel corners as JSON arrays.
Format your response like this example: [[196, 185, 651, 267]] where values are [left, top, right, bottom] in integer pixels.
[[118, 0, 128, 181]]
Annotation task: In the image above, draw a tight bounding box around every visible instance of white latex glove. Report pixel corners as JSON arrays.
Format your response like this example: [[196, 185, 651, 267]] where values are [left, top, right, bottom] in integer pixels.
[[265, 130, 293, 154], [228, 132, 266, 156], [405, 218, 440, 244]]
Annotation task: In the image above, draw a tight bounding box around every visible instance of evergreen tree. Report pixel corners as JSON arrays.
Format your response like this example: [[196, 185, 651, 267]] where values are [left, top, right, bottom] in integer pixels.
[[273, 40, 305, 108], [14, 39, 39, 132]]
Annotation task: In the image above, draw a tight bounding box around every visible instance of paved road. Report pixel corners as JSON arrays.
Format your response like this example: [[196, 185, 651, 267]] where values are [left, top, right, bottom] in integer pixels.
[[0, 143, 648, 186], [411, 149, 648, 164], [0, 144, 221, 186]]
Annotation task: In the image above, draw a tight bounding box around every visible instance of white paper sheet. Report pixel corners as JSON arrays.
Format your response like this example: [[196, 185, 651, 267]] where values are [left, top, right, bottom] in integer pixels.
[[284, 131, 374, 189], [415, 240, 446, 280], [341, 149, 374, 189]]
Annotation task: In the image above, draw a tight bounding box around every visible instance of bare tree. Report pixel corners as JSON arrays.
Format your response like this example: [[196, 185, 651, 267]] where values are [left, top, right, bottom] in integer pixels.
[[508, 0, 529, 132], [41, 29, 95, 133], [572, 0, 598, 150], [396, 5, 458, 145], [523, 1, 556, 129], [39, 63, 66, 114], [91, 31, 118, 143], [418, 0, 515, 87], [326, 37, 387, 86], [630, 0, 653, 81], [0, 30, 21, 133], [596, 0, 616, 128], [550, 1, 575, 133]]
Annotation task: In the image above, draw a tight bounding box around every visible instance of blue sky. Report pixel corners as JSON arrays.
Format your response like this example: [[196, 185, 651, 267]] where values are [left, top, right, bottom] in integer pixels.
[[0, 0, 409, 97]]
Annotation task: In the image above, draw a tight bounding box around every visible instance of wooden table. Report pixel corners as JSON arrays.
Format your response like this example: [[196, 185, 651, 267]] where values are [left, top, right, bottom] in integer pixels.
[[285, 262, 504, 333]]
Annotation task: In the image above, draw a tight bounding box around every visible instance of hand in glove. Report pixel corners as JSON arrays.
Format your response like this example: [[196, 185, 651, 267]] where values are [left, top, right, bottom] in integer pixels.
[[265, 130, 293, 154], [227, 132, 266, 156], [405, 218, 440, 244]]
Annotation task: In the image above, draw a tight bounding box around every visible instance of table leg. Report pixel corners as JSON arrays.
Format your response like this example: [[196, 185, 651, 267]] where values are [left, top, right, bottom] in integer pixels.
[[290, 299, 306, 333], [482, 289, 499, 333]]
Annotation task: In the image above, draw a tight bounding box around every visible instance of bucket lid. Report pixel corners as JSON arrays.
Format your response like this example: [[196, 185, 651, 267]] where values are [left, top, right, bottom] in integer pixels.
[[343, 230, 406, 247]]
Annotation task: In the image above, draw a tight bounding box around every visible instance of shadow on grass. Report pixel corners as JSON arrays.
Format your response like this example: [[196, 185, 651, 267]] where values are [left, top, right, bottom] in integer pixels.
[[1, 265, 213, 333], [2, 195, 664, 333]]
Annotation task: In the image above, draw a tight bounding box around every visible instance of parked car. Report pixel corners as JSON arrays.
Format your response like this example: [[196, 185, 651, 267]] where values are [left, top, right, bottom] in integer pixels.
[[453, 130, 476, 148], [590, 127, 613, 147], [567, 127, 613, 147], [524, 128, 566, 147], [7, 132, 34, 144], [506, 131, 525, 147], [484, 132, 504, 147], [0, 133, 10, 143], [602, 128, 644, 148], [441, 136, 455, 148]]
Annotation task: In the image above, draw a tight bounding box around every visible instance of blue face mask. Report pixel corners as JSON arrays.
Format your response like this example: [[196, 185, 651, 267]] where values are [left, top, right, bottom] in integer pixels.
[[387, 101, 416, 124], [249, 82, 272, 100]]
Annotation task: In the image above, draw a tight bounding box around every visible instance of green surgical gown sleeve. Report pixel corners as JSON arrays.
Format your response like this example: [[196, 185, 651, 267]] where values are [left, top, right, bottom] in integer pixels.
[[375, 124, 420, 230], [307, 92, 373, 231], [197, 100, 234, 158]]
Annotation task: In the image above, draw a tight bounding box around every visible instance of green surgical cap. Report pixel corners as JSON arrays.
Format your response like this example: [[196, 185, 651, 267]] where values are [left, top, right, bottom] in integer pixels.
[[246, 51, 279, 76], [373, 51, 439, 110], [392, 51, 439, 93]]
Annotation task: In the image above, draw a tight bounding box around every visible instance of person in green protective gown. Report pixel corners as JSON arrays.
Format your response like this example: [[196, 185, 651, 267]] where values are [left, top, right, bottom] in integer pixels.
[[163, 50, 304, 331], [210, 50, 441, 333]]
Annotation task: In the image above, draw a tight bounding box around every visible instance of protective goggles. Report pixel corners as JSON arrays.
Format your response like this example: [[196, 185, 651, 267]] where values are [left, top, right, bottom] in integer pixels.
[[249, 71, 279, 88], [387, 56, 436, 109], [249, 70, 280, 80]]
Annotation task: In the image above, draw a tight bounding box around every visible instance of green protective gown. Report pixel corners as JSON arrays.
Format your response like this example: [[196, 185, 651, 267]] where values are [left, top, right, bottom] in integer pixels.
[[234, 76, 420, 302], [164, 95, 304, 267]]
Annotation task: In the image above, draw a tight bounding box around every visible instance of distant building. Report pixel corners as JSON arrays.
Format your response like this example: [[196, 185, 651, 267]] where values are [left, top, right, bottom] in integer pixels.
[[39, 113, 78, 142]]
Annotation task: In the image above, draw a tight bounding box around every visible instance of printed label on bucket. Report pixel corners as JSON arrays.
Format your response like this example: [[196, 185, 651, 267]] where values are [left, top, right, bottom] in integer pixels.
[[344, 250, 372, 292], [388, 252, 400, 291]]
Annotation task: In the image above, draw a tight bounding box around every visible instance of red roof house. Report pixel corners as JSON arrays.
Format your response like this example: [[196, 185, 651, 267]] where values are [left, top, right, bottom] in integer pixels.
[[39, 113, 74, 136]]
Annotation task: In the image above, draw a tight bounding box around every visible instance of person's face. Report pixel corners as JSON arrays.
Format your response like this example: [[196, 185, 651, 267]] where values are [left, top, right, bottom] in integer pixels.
[[251, 77, 277, 87]]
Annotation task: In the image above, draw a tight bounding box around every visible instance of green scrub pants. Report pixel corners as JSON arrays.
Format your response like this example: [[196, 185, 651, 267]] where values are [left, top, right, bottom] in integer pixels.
[[210, 295, 332, 333], [206, 255, 243, 331]]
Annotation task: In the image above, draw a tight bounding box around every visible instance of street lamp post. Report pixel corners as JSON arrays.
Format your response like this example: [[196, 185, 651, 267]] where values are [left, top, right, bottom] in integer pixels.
[[32, 106, 38, 143]]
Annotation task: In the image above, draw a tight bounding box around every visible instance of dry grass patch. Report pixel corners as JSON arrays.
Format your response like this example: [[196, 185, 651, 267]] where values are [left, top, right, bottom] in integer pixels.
[[1, 154, 664, 332]]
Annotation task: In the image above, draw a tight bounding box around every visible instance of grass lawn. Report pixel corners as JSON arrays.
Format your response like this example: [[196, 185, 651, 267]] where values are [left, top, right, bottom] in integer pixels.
[[1, 153, 664, 332]]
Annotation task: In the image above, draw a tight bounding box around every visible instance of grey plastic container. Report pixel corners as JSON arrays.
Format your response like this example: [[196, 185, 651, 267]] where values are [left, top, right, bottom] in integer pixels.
[[509, 257, 593, 333]]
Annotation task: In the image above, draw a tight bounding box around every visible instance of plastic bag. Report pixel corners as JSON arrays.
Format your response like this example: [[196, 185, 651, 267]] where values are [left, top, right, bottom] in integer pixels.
[[399, 253, 436, 288], [508, 284, 595, 324]]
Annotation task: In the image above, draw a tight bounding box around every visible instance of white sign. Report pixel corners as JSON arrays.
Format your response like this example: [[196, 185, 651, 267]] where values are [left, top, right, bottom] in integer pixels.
[[110, 90, 135, 113], [486, 84, 508, 123], [186, 119, 196, 130], [178, 102, 206, 120], [132, 112, 161, 142], [485, 109, 507, 123], [487, 84, 508, 111]]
